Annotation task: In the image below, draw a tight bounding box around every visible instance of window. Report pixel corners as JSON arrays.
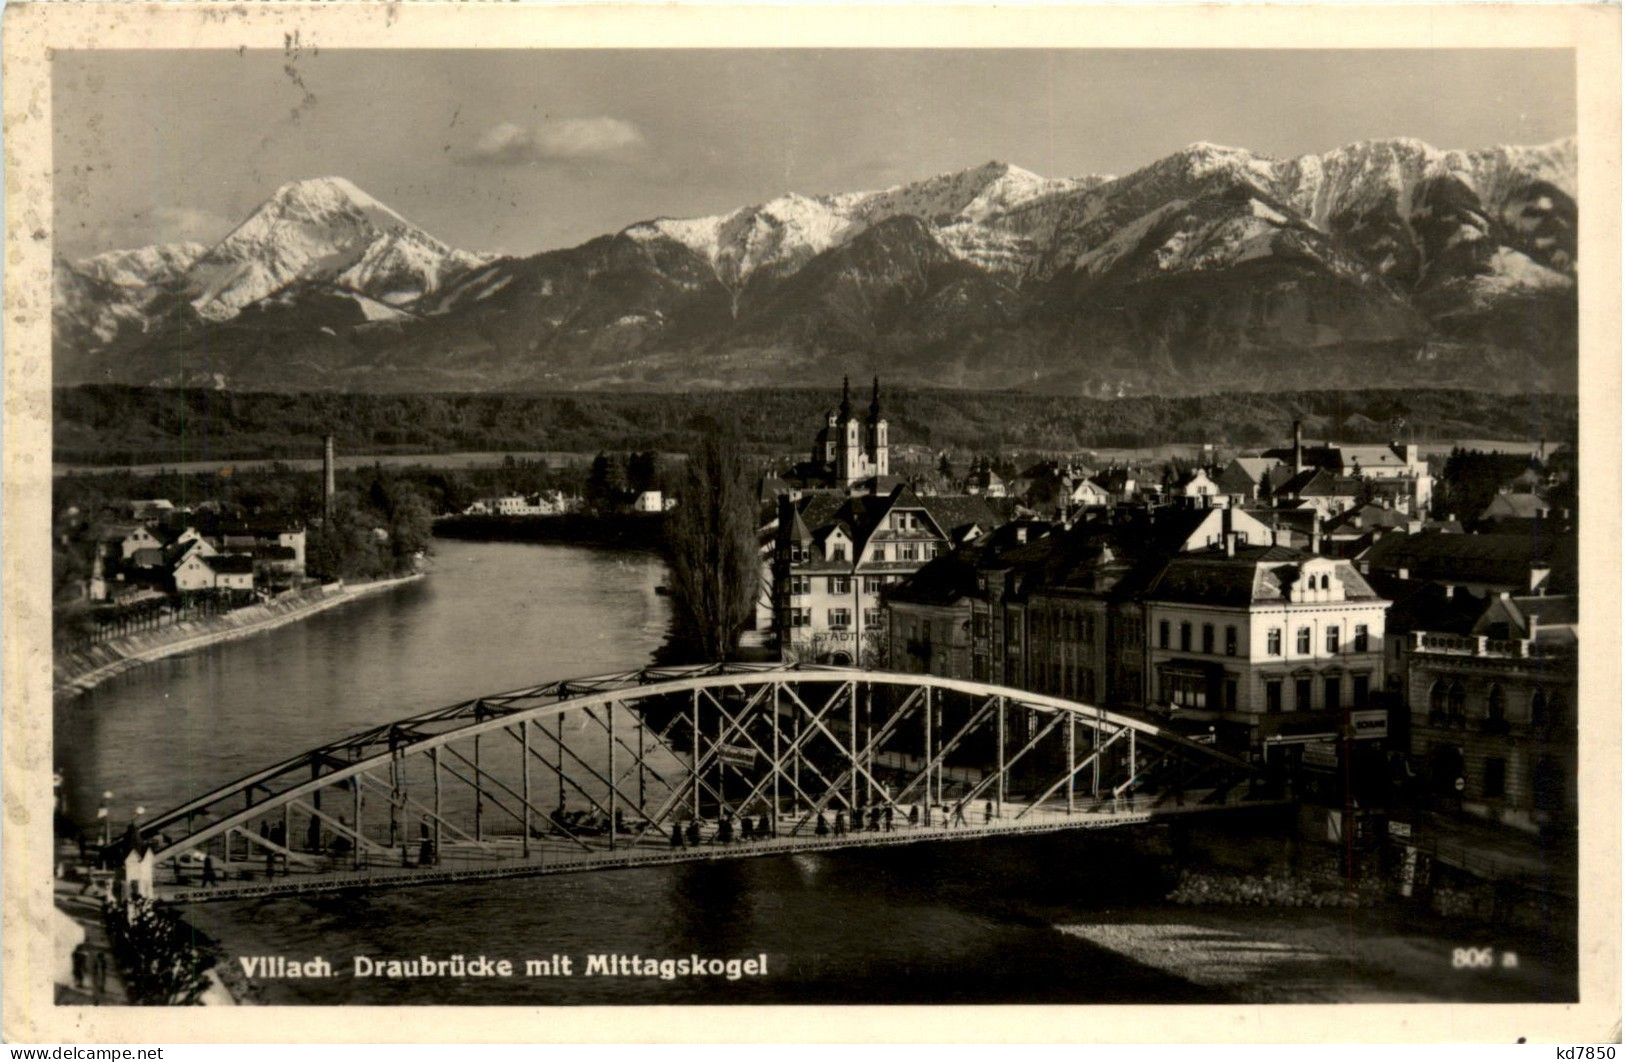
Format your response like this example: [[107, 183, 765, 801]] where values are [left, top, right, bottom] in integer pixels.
[[1266, 680, 1283, 714], [1163, 672, 1208, 709], [1483, 758, 1506, 800], [863, 577, 883, 593], [787, 608, 810, 628], [1296, 627, 1311, 655], [1225, 626, 1238, 657], [830, 576, 851, 595], [1295, 678, 1313, 712], [1180, 622, 1192, 652], [1224, 679, 1238, 712], [1326, 626, 1340, 654], [973, 613, 989, 639], [1202, 624, 1215, 655], [1354, 624, 1369, 653], [1352, 674, 1369, 706], [1531, 689, 1548, 727], [789, 575, 811, 595], [1159, 620, 1170, 649], [1267, 628, 1282, 656], [1429, 681, 1446, 717], [1447, 682, 1466, 721], [1324, 677, 1341, 712], [830, 545, 848, 562], [828, 608, 851, 629], [863, 608, 883, 629], [900, 544, 918, 562]]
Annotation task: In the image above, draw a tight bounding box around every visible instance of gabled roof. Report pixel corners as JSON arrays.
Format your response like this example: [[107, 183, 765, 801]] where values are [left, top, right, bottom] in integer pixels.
[[1481, 492, 1551, 520], [203, 554, 255, 575], [1278, 467, 1361, 498], [1324, 503, 1411, 535]]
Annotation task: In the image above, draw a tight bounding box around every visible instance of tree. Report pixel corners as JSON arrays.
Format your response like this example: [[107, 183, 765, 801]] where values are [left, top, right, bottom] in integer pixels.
[[627, 451, 662, 494], [664, 419, 760, 661], [104, 896, 219, 1005]]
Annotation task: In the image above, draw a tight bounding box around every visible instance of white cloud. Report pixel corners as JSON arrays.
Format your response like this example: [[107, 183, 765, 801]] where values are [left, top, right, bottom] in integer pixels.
[[152, 205, 233, 244], [469, 121, 537, 164], [532, 117, 645, 159], [464, 117, 646, 165]]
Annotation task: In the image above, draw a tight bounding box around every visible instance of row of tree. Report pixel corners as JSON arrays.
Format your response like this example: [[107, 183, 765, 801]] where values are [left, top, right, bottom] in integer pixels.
[[54, 384, 1577, 466]]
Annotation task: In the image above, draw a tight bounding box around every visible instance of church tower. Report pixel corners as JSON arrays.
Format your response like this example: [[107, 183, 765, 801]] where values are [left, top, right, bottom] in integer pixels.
[[837, 375, 866, 486], [867, 376, 889, 479]]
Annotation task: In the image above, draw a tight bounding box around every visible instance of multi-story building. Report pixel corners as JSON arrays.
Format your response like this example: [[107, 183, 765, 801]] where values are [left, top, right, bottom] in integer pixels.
[[1141, 541, 1389, 750], [1262, 419, 1433, 514], [887, 503, 1290, 724], [1404, 592, 1577, 832], [774, 485, 1002, 666]]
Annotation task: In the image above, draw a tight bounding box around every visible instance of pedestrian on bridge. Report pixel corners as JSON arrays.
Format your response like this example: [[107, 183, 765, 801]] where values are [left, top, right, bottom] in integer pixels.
[[670, 824, 684, 849], [716, 815, 733, 845], [741, 817, 755, 841], [815, 812, 829, 837], [984, 800, 994, 823], [202, 854, 218, 886], [884, 806, 894, 832], [869, 807, 882, 832], [758, 812, 772, 838], [833, 812, 846, 837], [951, 802, 966, 827], [686, 820, 701, 846], [907, 805, 919, 828]]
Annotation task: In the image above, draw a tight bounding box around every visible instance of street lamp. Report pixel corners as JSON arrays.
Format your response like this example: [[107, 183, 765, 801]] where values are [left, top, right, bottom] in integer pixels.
[[98, 790, 113, 848]]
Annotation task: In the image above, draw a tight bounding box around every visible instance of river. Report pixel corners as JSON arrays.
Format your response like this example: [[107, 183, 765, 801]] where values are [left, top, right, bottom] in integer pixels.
[[55, 538, 1228, 1005]]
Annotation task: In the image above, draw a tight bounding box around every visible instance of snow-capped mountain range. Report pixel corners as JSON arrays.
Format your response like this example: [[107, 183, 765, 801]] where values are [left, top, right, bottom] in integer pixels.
[[54, 135, 1577, 394]]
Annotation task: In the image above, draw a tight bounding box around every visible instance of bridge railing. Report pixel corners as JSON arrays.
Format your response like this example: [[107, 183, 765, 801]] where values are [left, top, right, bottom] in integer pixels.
[[125, 665, 1268, 899]]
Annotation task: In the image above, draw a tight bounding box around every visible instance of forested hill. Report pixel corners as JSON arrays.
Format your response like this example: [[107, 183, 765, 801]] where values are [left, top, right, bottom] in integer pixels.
[[54, 385, 1577, 466]]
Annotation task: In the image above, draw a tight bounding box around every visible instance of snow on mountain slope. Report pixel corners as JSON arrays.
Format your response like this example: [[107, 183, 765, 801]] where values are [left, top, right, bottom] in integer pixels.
[[184, 177, 486, 320], [72, 242, 208, 290], [626, 161, 1101, 284], [53, 241, 207, 348]]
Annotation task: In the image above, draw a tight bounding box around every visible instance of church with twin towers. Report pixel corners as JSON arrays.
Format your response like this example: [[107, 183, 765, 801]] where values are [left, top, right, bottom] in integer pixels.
[[812, 376, 890, 489]]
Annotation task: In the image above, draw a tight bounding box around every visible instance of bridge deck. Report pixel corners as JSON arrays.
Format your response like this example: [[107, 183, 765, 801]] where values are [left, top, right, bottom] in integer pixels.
[[156, 791, 1286, 903]]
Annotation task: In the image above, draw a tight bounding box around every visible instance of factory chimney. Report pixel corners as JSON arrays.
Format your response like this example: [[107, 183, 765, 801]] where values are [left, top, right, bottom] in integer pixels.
[[1292, 420, 1304, 473], [323, 434, 336, 521]]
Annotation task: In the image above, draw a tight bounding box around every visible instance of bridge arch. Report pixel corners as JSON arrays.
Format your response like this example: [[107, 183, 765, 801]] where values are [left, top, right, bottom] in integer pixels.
[[128, 664, 1273, 902]]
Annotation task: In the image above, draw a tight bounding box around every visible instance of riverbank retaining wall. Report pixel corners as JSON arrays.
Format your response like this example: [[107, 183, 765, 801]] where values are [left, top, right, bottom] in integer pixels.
[[54, 576, 422, 697]]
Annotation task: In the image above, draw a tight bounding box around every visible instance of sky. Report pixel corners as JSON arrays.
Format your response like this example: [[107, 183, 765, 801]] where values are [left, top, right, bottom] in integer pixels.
[[53, 49, 1575, 260]]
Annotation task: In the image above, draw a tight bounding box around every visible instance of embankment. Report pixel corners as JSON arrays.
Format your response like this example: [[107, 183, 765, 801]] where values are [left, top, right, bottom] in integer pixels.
[[54, 575, 423, 698]]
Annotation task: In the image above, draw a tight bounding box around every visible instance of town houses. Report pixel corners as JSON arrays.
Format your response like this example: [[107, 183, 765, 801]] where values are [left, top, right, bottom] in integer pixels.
[[757, 383, 1579, 860], [81, 505, 309, 604]]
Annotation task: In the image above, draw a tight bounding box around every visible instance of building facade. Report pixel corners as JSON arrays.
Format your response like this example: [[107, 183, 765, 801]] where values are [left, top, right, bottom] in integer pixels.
[[1142, 545, 1389, 749], [1404, 593, 1577, 832]]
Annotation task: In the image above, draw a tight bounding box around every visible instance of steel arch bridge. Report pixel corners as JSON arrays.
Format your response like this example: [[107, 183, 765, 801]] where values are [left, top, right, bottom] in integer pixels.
[[128, 664, 1280, 903]]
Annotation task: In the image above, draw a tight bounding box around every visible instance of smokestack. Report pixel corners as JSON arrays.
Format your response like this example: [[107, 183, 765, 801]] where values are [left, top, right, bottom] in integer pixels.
[[1293, 420, 1304, 472], [323, 434, 336, 521]]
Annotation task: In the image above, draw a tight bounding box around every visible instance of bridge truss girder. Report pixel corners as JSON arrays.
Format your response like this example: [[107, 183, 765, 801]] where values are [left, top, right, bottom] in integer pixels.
[[130, 664, 1269, 902]]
